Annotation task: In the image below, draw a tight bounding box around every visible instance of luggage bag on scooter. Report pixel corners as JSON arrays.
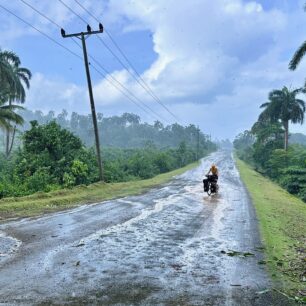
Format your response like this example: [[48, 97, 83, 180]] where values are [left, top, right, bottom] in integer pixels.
[[203, 179, 208, 192]]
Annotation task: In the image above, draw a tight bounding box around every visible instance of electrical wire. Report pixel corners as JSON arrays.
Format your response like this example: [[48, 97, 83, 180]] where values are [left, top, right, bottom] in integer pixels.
[[68, 0, 181, 122], [19, 0, 81, 51], [89, 56, 170, 123], [90, 64, 162, 121], [10, 1, 167, 122], [0, 3, 82, 61]]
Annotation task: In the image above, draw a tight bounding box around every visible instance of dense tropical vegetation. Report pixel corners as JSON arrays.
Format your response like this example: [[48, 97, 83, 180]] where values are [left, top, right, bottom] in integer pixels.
[[0, 118, 215, 198], [235, 8, 306, 204], [5, 109, 215, 150], [0, 48, 216, 199], [234, 86, 306, 202]]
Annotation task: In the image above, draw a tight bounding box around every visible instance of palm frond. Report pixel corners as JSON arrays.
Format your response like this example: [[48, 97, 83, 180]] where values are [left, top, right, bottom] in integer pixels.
[[289, 40, 306, 70], [17, 73, 30, 89], [1, 104, 25, 111], [295, 99, 306, 112], [0, 109, 24, 125], [0, 50, 20, 66], [260, 102, 270, 108], [0, 117, 12, 130]]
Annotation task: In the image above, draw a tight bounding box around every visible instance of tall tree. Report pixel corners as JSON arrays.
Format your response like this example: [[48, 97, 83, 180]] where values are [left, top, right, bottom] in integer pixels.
[[259, 87, 305, 151], [0, 50, 31, 156]]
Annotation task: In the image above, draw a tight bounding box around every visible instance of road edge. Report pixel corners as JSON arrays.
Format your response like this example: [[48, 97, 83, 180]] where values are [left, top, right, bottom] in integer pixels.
[[235, 157, 306, 303], [0, 160, 201, 221]]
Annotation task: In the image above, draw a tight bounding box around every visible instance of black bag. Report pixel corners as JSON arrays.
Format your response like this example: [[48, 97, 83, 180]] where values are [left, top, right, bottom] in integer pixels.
[[203, 179, 208, 192]]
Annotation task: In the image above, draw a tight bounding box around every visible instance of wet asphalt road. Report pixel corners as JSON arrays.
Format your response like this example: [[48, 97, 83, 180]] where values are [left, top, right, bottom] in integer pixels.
[[0, 151, 293, 305]]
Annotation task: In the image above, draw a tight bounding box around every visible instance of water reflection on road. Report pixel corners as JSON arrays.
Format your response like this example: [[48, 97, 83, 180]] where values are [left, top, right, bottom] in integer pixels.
[[0, 151, 291, 305]]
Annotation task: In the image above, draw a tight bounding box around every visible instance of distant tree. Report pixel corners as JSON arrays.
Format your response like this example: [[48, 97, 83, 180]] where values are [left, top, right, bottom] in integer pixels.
[[258, 87, 305, 151], [251, 120, 284, 169], [154, 120, 163, 130], [233, 130, 254, 150], [177, 141, 187, 167]]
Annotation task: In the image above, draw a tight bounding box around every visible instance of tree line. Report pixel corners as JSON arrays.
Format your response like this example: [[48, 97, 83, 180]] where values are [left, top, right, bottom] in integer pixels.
[[0, 119, 216, 198], [0, 48, 216, 198], [9, 109, 215, 151], [234, 18, 306, 203], [234, 6, 306, 203]]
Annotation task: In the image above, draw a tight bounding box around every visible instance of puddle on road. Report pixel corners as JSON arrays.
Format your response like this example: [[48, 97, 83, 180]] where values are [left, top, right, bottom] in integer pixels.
[[0, 231, 21, 263], [78, 189, 184, 245]]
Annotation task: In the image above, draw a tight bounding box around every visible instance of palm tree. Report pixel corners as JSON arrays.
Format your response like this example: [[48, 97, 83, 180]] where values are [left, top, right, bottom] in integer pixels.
[[0, 49, 31, 156], [8, 65, 32, 103], [0, 99, 24, 155], [0, 50, 20, 88], [259, 86, 305, 151], [0, 100, 24, 129]]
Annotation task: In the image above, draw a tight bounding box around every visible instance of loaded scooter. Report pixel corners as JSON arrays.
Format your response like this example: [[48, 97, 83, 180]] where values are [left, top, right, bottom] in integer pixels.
[[203, 164, 219, 196], [203, 174, 219, 196]]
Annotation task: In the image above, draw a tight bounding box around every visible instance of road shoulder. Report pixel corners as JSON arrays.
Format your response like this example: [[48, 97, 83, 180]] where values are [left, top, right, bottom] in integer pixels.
[[0, 161, 200, 221], [236, 158, 306, 303]]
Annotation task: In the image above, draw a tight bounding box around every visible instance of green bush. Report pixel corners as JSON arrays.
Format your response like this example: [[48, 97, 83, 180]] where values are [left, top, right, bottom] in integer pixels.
[[0, 121, 215, 198], [25, 167, 53, 192]]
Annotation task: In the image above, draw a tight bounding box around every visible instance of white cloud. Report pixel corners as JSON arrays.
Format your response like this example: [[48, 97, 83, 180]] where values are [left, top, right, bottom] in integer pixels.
[[3, 0, 306, 138], [26, 73, 86, 113], [103, 0, 289, 104]]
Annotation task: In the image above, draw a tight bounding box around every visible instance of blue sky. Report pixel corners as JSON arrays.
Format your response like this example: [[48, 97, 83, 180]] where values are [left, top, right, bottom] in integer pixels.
[[1, 0, 306, 139]]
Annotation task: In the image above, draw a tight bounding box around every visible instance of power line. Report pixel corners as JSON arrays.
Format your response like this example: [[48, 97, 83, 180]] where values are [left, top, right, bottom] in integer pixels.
[[13, 1, 167, 123], [88, 57, 169, 123], [69, 0, 181, 122], [19, 0, 81, 51], [0, 3, 82, 61], [58, 0, 88, 24], [56, 0, 171, 123], [90, 65, 163, 121]]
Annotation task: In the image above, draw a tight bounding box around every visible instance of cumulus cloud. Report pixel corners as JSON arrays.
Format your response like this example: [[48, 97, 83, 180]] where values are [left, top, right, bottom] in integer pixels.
[[26, 73, 86, 113], [105, 0, 288, 101], [2, 0, 306, 138]]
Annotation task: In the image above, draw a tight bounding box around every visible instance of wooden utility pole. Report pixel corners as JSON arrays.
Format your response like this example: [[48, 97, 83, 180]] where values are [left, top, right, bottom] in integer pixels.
[[61, 24, 104, 181]]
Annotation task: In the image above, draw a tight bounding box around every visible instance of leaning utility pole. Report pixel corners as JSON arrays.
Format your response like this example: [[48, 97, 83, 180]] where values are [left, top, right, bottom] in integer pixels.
[[61, 24, 104, 181]]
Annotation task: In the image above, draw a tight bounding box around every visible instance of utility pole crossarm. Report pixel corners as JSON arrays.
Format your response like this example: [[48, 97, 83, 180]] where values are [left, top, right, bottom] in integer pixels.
[[61, 23, 103, 38], [61, 24, 104, 181], [61, 29, 103, 38]]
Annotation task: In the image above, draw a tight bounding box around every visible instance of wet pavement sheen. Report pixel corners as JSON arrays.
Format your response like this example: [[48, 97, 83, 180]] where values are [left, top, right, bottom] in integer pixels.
[[0, 151, 293, 305]]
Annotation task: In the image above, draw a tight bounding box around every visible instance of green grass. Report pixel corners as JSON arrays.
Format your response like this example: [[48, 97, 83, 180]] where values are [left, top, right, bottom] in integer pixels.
[[236, 158, 306, 300], [0, 161, 199, 220]]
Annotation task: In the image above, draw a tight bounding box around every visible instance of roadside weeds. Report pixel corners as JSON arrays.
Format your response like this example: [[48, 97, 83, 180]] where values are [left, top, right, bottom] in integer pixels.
[[236, 158, 306, 303]]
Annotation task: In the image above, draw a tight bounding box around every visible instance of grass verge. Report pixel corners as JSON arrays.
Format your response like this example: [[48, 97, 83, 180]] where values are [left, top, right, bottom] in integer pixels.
[[0, 161, 199, 220], [236, 158, 306, 301]]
